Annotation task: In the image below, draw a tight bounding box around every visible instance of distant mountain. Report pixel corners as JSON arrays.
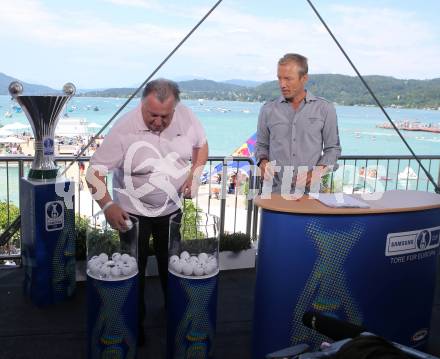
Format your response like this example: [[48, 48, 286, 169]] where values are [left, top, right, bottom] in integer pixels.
[[252, 75, 440, 108], [178, 79, 245, 92], [0, 72, 56, 95], [223, 79, 263, 88], [177, 79, 255, 101], [77, 75, 440, 108], [81, 87, 138, 98], [79, 79, 256, 101], [172, 75, 207, 82], [4, 71, 440, 109]]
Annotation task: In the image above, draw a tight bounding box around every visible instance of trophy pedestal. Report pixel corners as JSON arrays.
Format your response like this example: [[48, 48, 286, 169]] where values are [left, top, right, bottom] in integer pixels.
[[20, 177, 76, 306]]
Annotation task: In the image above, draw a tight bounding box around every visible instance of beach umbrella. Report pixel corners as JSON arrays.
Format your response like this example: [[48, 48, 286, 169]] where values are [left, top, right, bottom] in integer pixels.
[[2, 122, 30, 130], [0, 136, 26, 144], [212, 132, 257, 175], [0, 128, 14, 137]]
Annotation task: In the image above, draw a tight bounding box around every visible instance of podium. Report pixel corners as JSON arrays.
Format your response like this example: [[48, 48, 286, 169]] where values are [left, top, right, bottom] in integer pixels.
[[252, 190, 440, 359]]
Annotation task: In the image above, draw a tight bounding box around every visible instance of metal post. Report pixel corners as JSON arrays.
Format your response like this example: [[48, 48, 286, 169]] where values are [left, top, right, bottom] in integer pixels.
[[219, 157, 230, 237]]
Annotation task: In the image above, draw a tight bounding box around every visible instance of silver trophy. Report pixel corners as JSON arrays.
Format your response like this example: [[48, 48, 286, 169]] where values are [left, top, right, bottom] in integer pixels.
[[8, 81, 76, 180]]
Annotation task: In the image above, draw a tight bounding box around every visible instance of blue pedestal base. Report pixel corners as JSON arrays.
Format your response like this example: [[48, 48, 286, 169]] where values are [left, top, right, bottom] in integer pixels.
[[252, 208, 440, 359], [87, 274, 138, 359], [20, 177, 76, 306], [167, 271, 218, 359]]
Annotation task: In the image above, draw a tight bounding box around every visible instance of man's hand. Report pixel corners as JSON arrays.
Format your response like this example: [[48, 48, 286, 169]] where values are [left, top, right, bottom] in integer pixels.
[[295, 166, 328, 191], [104, 203, 130, 231], [259, 159, 274, 181], [180, 173, 199, 198]]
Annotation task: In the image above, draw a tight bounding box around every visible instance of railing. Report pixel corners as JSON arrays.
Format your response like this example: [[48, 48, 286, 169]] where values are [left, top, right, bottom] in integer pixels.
[[0, 155, 258, 265], [1, 155, 440, 265], [329, 155, 440, 194]]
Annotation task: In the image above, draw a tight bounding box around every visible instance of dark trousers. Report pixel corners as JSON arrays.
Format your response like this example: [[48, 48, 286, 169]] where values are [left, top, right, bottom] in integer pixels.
[[130, 209, 180, 327]]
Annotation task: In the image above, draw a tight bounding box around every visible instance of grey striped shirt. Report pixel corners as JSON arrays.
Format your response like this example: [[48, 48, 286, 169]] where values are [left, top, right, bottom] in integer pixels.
[[256, 91, 341, 190]]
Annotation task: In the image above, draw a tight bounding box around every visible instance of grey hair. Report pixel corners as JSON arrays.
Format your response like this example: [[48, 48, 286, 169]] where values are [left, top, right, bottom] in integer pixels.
[[142, 78, 181, 102], [278, 53, 308, 77]]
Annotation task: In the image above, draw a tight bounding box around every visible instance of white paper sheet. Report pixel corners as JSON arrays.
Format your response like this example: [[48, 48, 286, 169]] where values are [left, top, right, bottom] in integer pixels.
[[309, 193, 370, 208]]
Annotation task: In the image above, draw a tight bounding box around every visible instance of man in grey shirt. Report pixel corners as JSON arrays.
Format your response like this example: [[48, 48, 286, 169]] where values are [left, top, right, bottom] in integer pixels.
[[256, 53, 341, 194]]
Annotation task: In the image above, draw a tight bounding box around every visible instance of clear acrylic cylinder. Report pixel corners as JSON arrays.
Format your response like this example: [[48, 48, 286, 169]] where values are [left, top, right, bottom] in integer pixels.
[[86, 212, 139, 359], [86, 213, 139, 280], [168, 211, 219, 278], [167, 211, 220, 359]]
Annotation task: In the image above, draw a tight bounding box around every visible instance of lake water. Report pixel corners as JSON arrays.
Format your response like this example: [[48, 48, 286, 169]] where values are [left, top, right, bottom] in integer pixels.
[[2, 95, 440, 156]]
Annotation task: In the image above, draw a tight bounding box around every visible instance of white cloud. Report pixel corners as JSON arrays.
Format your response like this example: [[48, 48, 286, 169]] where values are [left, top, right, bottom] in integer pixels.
[[323, 5, 440, 78], [101, 0, 159, 9], [0, 1, 438, 87]]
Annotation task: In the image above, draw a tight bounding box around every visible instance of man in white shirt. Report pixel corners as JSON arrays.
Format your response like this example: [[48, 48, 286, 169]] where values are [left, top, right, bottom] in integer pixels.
[[86, 79, 208, 345]]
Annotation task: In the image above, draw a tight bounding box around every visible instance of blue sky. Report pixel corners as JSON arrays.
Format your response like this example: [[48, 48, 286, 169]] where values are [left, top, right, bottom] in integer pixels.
[[1, 0, 439, 88]]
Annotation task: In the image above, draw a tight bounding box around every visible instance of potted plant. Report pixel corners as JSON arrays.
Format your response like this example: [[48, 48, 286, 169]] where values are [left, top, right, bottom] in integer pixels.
[[218, 231, 256, 270]]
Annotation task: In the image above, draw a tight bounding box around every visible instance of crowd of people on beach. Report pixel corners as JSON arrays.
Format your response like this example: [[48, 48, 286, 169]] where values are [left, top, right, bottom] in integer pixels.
[[0, 133, 103, 157]]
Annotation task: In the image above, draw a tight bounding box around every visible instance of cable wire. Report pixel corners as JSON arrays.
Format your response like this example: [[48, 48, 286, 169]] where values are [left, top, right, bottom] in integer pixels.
[[305, 0, 440, 194], [0, 0, 224, 245], [60, 0, 223, 177]]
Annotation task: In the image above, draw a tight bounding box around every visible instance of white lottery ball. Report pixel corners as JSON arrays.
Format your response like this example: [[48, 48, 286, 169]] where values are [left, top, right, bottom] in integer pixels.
[[110, 266, 121, 277], [169, 255, 179, 265], [125, 219, 133, 230], [171, 260, 183, 274], [88, 261, 100, 275], [112, 252, 121, 261], [198, 253, 208, 262], [121, 253, 131, 263], [204, 262, 216, 275], [194, 264, 204, 276], [121, 264, 132, 276], [182, 262, 193, 276], [88, 257, 99, 267], [98, 253, 108, 263], [100, 265, 111, 278], [180, 251, 190, 261], [208, 257, 217, 267], [189, 256, 199, 265]]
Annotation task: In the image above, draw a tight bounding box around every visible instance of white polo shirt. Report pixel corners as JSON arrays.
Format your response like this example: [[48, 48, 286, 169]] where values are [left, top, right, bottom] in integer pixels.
[[90, 102, 206, 217]]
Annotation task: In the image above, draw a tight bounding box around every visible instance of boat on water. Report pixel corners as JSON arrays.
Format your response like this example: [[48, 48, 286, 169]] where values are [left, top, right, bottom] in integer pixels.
[[398, 166, 418, 180], [377, 120, 440, 134], [4, 111, 12, 118]]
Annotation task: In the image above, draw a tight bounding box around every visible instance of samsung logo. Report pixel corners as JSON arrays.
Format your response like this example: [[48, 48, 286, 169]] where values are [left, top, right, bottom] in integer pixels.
[[385, 227, 440, 257], [390, 240, 414, 247], [387, 236, 416, 253]]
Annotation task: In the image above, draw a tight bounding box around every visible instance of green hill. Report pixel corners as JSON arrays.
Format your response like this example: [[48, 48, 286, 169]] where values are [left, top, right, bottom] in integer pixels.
[[253, 75, 440, 108], [2, 71, 440, 109], [0, 72, 56, 95]]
